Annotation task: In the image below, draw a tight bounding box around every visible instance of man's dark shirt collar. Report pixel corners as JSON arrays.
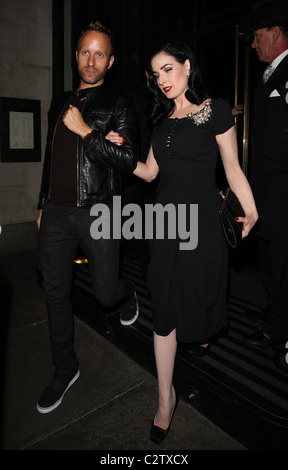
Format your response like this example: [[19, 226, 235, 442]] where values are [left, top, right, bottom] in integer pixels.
[[76, 83, 106, 100]]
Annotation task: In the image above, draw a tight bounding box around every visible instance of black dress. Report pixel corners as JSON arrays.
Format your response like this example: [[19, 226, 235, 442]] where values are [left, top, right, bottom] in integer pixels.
[[146, 98, 235, 343]]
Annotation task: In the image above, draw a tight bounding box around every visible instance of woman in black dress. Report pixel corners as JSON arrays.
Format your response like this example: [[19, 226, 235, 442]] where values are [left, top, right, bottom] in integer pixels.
[[115, 41, 258, 443]]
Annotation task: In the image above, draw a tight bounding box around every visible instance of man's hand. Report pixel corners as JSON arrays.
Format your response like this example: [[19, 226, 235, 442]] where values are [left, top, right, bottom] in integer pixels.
[[63, 105, 92, 139]]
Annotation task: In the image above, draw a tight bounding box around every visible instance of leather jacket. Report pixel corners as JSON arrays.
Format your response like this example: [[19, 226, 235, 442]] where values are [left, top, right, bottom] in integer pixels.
[[38, 84, 138, 209]]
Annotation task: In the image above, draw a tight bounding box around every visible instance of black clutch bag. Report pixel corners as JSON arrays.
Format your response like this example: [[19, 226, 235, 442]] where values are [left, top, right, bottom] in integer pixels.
[[218, 187, 245, 248]]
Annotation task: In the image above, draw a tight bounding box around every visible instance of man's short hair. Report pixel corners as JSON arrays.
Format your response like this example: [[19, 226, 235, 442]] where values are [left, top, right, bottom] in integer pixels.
[[77, 21, 114, 56]]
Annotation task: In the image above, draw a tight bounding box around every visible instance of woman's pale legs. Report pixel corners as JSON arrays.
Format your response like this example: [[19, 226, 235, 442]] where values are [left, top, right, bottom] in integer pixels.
[[153, 329, 177, 430]]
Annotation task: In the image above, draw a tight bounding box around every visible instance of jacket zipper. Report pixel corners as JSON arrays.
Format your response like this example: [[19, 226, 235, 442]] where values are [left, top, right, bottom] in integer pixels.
[[48, 95, 74, 201], [77, 97, 88, 206]]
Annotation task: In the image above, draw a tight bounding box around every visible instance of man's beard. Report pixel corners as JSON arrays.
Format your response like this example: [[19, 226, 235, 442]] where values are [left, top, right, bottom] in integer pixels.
[[78, 66, 107, 86]]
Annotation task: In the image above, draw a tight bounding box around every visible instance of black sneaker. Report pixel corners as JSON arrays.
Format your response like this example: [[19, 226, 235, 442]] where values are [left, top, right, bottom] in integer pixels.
[[37, 370, 80, 414], [120, 287, 139, 326]]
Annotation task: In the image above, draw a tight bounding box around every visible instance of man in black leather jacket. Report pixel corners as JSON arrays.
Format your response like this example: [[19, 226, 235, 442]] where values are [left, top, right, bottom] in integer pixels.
[[36, 21, 139, 414]]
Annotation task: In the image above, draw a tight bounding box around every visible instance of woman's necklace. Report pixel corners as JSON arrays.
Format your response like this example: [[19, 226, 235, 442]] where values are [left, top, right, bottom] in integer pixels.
[[187, 98, 212, 126]]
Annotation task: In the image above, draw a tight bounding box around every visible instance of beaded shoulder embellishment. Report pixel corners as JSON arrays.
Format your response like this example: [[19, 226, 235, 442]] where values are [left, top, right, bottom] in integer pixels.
[[187, 98, 212, 126]]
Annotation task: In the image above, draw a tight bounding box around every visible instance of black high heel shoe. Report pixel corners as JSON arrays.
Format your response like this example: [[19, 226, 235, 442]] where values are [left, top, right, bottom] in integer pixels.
[[150, 394, 179, 444], [189, 342, 210, 358]]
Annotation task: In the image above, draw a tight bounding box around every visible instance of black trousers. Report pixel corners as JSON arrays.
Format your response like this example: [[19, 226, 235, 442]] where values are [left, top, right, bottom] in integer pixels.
[[39, 203, 133, 375], [257, 237, 288, 340]]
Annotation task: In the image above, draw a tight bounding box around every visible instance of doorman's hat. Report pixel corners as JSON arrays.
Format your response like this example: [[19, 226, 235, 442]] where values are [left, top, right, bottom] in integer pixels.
[[249, 0, 288, 33]]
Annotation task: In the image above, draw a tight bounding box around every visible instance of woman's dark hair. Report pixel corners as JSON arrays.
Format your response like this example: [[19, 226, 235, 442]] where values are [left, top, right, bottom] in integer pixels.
[[146, 40, 207, 125]]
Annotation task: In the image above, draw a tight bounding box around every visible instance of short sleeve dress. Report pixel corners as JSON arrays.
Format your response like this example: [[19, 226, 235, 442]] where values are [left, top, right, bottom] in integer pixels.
[[146, 98, 235, 343]]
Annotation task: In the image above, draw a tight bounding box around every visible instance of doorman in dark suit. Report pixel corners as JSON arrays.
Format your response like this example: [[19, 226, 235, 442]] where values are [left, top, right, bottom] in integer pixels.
[[243, 1, 288, 349]]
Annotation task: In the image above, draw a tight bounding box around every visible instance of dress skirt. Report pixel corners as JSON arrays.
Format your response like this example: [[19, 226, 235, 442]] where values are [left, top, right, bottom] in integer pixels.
[[146, 174, 229, 343]]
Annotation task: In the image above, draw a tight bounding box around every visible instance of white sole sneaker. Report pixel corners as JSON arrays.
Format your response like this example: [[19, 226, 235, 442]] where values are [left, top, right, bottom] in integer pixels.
[[37, 370, 80, 414], [120, 292, 139, 326]]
